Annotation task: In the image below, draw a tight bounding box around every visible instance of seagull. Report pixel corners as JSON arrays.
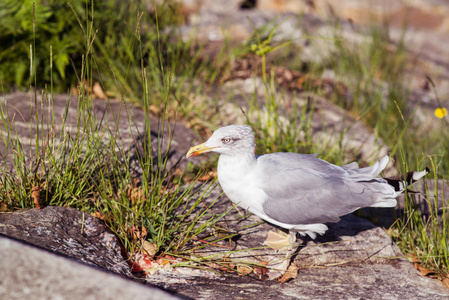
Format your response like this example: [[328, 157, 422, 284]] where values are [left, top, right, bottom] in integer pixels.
[[186, 125, 428, 279]]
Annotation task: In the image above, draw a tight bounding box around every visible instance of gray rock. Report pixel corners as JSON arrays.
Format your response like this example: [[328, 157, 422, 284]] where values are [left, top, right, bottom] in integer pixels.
[[0, 235, 181, 300], [0, 92, 199, 173], [163, 260, 449, 300], [0, 206, 130, 276]]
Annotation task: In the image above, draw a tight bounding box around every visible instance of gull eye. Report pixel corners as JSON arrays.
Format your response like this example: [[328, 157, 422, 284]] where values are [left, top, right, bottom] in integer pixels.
[[221, 138, 231, 144]]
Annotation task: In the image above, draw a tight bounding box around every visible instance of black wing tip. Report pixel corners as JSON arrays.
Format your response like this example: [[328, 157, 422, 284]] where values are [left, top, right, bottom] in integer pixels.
[[384, 167, 429, 192]]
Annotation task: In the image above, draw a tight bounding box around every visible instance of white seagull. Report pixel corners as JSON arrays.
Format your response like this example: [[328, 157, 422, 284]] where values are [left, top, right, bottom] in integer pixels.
[[186, 125, 428, 279]]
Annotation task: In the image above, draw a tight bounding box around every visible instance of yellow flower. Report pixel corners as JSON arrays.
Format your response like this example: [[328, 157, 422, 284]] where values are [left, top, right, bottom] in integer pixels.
[[434, 107, 447, 119]]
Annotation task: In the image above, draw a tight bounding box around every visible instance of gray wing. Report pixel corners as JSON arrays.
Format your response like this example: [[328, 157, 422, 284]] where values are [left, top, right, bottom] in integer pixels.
[[257, 153, 381, 225]]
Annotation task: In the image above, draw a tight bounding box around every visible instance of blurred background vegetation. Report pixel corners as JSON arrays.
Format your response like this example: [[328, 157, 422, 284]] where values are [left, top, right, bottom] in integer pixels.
[[0, 0, 198, 104]]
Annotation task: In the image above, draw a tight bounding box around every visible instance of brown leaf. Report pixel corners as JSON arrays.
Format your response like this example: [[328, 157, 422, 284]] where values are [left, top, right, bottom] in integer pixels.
[[442, 277, 449, 289], [253, 266, 268, 277], [209, 258, 235, 272], [31, 186, 41, 209], [148, 104, 159, 115], [119, 184, 145, 202], [142, 240, 157, 258], [417, 265, 436, 277], [296, 77, 305, 90], [408, 253, 420, 263], [156, 254, 175, 267], [130, 187, 144, 202], [236, 264, 253, 276], [277, 264, 299, 283], [133, 178, 141, 188], [198, 170, 217, 181], [173, 168, 184, 177], [413, 262, 420, 270], [209, 262, 231, 272], [92, 211, 108, 221], [93, 82, 107, 99], [128, 225, 148, 240]]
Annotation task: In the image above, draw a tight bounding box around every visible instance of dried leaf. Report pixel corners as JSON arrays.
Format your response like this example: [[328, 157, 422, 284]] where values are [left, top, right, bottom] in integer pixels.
[[236, 264, 253, 276], [173, 168, 184, 177], [119, 184, 145, 202], [142, 240, 157, 258], [128, 226, 148, 240], [31, 186, 41, 209], [417, 265, 436, 277], [198, 170, 217, 181], [442, 277, 449, 289], [413, 262, 421, 273], [156, 255, 175, 267], [253, 266, 269, 277], [93, 82, 107, 99], [208, 262, 226, 272], [148, 104, 159, 115], [92, 211, 108, 221], [408, 253, 420, 263], [130, 187, 144, 202], [264, 230, 290, 250], [277, 264, 299, 283]]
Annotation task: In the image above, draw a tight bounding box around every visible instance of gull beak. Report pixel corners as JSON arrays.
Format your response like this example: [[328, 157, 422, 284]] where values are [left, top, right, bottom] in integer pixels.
[[186, 142, 219, 158]]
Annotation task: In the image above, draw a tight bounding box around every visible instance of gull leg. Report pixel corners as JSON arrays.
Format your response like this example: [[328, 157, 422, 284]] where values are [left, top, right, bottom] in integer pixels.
[[265, 231, 298, 280]]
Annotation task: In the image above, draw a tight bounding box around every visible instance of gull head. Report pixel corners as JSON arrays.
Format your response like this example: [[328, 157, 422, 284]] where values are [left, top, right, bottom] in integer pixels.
[[186, 125, 256, 158]]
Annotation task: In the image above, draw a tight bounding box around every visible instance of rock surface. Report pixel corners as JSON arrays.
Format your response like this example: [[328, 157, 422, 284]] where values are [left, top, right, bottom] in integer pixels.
[[0, 206, 130, 276], [0, 235, 181, 300], [162, 262, 449, 300], [0, 92, 199, 173]]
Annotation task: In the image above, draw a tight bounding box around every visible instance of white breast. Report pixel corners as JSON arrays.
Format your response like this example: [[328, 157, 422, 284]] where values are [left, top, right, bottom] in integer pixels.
[[217, 155, 266, 213]]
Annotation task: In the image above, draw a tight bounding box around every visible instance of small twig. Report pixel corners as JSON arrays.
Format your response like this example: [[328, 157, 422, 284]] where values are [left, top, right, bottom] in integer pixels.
[[191, 237, 233, 249]]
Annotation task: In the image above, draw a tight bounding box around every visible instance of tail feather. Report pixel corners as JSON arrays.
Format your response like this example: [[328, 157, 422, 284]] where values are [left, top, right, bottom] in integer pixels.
[[342, 161, 359, 170], [292, 224, 328, 239], [369, 163, 429, 208], [353, 155, 389, 177], [384, 167, 430, 192], [370, 198, 397, 208]]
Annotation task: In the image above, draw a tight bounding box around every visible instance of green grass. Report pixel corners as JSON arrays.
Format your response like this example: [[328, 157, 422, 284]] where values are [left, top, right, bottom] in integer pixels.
[[0, 0, 229, 267], [312, 21, 448, 278], [0, 0, 447, 280], [393, 157, 448, 279], [0, 0, 207, 106]]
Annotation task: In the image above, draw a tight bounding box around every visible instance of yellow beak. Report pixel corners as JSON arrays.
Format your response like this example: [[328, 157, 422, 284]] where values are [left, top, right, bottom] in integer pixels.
[[186, 142, 219, 158]]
